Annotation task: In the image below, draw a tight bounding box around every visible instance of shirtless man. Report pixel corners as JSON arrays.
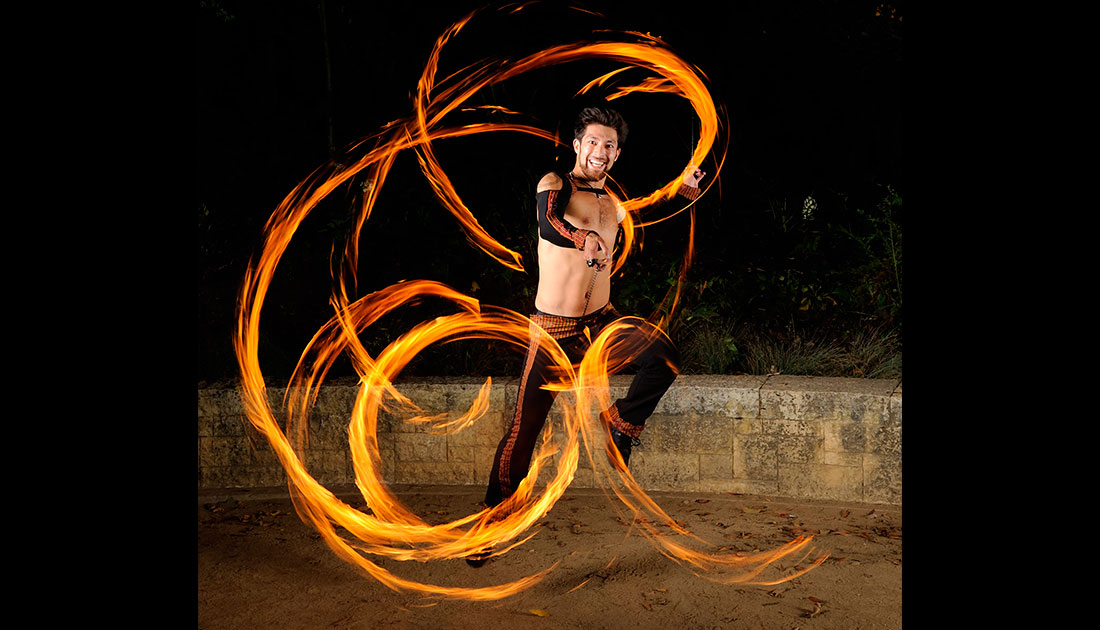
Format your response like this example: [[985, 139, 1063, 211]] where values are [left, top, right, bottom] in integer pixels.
[[470, 108, 704, 565]]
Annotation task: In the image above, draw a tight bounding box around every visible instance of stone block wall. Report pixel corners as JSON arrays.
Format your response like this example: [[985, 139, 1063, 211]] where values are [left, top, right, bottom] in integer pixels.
[[197, 374, 901, 504]]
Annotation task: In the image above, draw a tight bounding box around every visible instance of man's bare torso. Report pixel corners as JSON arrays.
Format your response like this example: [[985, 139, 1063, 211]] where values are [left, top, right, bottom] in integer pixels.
[[534, 173, 624, 317]]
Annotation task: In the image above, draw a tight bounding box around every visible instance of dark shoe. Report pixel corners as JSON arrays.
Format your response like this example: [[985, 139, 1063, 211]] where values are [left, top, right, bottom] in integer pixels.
[[610, 428, 639, 466], [465, 548, 492, 567]]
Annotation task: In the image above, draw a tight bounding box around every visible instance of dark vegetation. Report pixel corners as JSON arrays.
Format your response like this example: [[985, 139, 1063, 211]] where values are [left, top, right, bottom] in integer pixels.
[[197, 0, 902, 383]]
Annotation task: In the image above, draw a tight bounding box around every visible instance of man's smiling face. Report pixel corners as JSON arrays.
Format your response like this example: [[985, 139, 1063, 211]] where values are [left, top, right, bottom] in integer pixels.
[[573, 123, 621, 181]]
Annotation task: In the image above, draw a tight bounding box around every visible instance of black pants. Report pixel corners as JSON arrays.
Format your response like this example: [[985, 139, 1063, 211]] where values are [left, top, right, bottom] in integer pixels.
[[484, 304, 680, 507]]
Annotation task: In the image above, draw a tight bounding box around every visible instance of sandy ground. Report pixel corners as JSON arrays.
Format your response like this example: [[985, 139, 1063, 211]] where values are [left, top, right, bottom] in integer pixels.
[[197, 484, 901, 630]]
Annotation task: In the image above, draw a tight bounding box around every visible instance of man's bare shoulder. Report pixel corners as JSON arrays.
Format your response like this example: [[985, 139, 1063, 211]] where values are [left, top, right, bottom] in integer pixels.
[[536, 172, 563, 193]]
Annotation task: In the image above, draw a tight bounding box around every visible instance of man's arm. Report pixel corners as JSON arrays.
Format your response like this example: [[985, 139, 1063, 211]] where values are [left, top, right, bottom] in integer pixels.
[[536, 172, 593, 250], [536, 172, 610, 267], [605, 165, 703, 270], [678, 165, 706, 200]]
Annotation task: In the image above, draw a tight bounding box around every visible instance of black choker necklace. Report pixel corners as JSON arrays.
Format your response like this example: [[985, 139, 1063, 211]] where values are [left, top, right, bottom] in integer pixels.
[[569, 172, 605, 199]]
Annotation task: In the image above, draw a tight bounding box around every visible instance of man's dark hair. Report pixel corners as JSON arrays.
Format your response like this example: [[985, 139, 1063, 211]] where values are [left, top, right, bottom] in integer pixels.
[[573, 106, 628, 147]]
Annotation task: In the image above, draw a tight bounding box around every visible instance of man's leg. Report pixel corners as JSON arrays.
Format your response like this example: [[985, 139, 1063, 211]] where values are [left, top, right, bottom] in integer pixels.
[[472, 325, 572, 567], [597, 316, 680, 464], [484, 326, 561, 508]]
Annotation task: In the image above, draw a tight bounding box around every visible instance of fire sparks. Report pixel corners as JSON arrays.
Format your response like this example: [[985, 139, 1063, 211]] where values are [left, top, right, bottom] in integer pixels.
[[234, 5, 825, 600]]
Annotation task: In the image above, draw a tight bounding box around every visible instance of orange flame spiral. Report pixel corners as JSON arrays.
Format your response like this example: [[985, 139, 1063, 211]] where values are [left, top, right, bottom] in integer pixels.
[[234, 4, 825, 601]]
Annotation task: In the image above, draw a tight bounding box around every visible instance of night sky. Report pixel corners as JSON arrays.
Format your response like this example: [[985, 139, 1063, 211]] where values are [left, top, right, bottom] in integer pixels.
[[197, 0, 902, 381]]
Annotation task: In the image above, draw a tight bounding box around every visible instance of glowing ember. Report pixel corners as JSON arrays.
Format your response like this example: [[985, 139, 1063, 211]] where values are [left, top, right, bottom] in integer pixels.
[[235, 5, 826, 600]]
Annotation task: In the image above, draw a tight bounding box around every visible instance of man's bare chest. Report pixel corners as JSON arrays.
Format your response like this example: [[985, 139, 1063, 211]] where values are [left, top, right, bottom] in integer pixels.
[[563, 194, 617, 232]]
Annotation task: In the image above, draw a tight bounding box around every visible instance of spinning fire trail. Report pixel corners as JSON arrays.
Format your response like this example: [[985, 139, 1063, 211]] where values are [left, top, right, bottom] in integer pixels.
[[234, 5, 827, 600]]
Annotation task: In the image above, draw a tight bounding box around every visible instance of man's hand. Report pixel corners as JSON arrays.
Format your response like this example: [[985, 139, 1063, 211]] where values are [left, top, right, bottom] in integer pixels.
[[682, 164, 706, 188], [583, 232, 611, 271]]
